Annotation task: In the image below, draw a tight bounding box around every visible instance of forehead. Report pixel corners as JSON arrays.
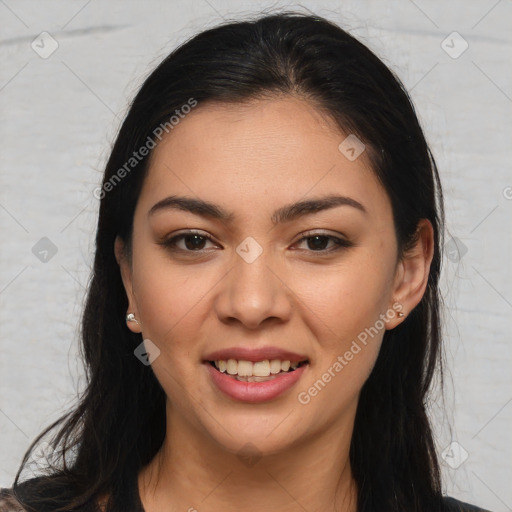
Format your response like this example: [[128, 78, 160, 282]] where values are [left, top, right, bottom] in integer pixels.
[[139, 96, 390, 221]]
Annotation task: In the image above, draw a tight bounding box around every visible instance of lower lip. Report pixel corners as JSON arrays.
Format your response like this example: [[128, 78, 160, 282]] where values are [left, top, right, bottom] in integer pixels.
[[204, 362, 308, 403]]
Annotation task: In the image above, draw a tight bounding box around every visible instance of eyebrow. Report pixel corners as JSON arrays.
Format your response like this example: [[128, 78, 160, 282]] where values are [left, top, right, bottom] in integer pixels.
[[272, 194, 367, 223], [148, 194, 367, 224], [148, 195, 233, 221]]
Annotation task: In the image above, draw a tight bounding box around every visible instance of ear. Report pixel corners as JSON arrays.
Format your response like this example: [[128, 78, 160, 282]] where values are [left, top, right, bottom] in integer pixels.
[[114, 236, 142, 334], [385, 219, 434, 330]]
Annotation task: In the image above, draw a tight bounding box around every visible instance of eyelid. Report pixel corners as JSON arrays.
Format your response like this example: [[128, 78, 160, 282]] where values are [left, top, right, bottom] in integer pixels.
[[158, 229, 221, 250], [291, 230, 353, 252], [292, 229, 351, 244]]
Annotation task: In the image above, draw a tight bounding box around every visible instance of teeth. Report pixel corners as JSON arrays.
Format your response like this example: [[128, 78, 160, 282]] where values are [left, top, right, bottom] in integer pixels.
[[237, 360, 253, 377], [253, 360, 270, 377], [226, 359, 237, 375], [212, 358, 306, 377], [269, 359, 281, 374]]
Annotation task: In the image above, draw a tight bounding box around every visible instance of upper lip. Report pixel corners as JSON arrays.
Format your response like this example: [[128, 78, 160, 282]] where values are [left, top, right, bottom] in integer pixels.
[[204, 346, 309, 363]]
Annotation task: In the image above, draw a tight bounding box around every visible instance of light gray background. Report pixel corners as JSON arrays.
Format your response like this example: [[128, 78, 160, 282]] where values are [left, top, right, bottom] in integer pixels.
[[1, 1, 511, 510]]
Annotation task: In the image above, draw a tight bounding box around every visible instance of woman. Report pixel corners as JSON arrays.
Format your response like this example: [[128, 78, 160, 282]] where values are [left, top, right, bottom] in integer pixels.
[[0, 11, 492, 512]]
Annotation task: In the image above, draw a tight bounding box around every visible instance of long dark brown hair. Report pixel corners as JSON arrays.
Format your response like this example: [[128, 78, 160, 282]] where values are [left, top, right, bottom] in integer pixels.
[[11, 11, 445, 512]]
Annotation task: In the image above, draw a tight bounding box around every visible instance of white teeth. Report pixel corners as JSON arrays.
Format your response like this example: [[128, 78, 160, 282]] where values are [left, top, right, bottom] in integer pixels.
[[226, 359, 238, 375], [212, 358, 306, 377], [253, 360, 270, 377], [237, 360, 253, 377], [269, 359, 282, 374]]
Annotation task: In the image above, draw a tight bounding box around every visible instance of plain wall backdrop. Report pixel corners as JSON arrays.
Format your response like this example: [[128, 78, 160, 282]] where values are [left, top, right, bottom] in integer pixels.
[[1, 1, 511, 510]]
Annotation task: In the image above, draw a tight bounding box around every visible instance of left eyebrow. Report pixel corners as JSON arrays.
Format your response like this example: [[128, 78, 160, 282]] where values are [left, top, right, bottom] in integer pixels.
[[271, 195, 367, 224]]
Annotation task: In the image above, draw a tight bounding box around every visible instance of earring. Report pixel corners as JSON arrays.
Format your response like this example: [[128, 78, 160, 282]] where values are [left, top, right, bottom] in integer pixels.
[[126, 313, 139, 324], [397, 312, 405, 318]]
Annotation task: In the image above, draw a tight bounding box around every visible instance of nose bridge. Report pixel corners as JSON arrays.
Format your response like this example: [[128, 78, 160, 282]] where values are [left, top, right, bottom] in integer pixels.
[[214, 240, 291, 328]]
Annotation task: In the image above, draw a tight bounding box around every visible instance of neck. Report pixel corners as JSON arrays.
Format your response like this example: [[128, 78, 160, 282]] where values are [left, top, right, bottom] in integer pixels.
[[138, 400, 358, 512]]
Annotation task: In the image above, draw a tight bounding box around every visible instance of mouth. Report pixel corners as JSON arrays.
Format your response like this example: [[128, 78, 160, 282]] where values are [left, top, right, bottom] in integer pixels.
[[205, 358, 310, 382], [204, 357, 310, 403]]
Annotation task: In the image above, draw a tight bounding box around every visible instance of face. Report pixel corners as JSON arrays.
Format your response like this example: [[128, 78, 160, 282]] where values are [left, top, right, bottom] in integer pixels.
[[116, 95, 427, 457]]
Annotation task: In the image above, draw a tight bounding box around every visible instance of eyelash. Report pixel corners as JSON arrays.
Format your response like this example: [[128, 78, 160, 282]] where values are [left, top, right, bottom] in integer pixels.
[[159, 230, 353, 255], [159, 231, 215, 252], [294, 231, 354, 252]]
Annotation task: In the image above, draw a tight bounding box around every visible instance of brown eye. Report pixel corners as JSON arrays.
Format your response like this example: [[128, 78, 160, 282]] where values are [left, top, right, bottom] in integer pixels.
[[160, 231, 218, 252], [306, 236, 330, 251], [183, 234, 208, 250], [294, 233, 353, 253]]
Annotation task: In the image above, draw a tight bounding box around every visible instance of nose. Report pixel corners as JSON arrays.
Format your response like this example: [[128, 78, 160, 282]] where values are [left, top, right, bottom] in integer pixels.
[[213, 250, 292, 330]]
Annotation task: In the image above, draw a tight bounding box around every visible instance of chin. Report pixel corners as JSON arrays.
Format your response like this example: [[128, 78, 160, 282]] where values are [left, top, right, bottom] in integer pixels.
[[202, 413, 304, 457]]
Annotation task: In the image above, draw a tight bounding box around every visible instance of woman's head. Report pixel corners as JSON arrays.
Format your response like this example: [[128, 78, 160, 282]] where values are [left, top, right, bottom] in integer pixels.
[[15, 11, 444, 512], [115, 92, 433, 451]]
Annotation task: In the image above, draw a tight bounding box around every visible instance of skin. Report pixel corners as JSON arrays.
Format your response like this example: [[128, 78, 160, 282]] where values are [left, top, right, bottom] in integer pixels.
[[114, 95, 434, 512]]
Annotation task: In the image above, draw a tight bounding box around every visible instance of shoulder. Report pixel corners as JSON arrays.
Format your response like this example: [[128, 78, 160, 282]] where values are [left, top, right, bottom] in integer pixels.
[[0, 487, 26, 512], [443, 496, 493, 512]]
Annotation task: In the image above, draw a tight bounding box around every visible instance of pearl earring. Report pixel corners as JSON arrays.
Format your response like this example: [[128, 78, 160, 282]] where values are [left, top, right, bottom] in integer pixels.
[[126, 313, 139, 324]]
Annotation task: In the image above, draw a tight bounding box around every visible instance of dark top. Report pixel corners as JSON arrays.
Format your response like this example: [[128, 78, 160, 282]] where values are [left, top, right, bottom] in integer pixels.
[[0, 470, 492, 512]]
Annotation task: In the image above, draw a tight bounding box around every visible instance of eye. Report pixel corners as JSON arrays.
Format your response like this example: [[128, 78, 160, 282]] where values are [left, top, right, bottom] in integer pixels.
[[159, 230, 219, 252], [293, 233, 353, 253]]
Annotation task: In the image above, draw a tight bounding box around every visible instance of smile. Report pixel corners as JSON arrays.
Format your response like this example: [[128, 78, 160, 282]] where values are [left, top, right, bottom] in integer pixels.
[[209, 359, 308, 382], [204, 359, 310, 403]]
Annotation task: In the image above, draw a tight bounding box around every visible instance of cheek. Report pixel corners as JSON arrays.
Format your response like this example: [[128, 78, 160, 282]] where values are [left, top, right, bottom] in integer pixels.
[[130, 249, 214, 406], [290, 249, 394, 407], [293, 253, 394, 340], [295, 260, 390, 417], [131, 246, 216, 345]]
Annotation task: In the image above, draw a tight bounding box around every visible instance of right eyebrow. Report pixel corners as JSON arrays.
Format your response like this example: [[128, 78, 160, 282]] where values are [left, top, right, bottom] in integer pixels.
[[148, 196, 234, 222]]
